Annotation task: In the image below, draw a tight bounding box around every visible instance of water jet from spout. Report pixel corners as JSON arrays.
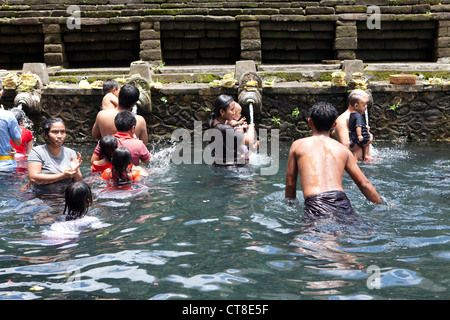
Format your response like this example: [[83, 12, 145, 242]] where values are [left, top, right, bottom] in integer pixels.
[[249, 102, 254, 125]]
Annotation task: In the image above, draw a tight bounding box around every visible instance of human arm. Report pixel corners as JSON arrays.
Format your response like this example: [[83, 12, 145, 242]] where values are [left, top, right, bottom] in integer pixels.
[[285, 142, 299, 200], [92, 113, 102, 140], [356, 126, 363, 141], [344, 150, 381, 204], [243, 124, 255, 146], [136, 116, 149, 145], [11, 137, 21, 147], [27, 152, 82, 185], [28, 162, 79, 185], [25, 140, 33, 155]]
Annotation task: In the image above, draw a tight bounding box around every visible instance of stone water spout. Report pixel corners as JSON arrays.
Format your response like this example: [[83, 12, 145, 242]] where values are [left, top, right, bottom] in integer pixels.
[[237, 71, 262, 125], [14, 91, 42, 115]]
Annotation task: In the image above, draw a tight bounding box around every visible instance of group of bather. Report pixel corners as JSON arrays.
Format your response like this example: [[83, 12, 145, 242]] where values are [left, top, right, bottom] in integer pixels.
[[0, 75, 381, 220]]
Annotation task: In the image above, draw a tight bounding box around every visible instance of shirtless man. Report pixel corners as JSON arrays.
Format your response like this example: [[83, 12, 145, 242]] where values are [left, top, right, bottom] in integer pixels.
[[285, 102, 381, 220], [92, 84, 149, 145], [332, 89, 371, 160]]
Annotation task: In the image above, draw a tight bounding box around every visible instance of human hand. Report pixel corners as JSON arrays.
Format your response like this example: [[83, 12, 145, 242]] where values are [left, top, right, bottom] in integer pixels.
[[69, 152, 82, 172], [8, 147, 17, 156], [358, 135, 364, 142]]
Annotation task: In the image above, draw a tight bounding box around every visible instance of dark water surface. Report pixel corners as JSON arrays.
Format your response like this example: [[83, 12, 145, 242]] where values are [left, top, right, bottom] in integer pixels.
[[0, 141, 448, 300]]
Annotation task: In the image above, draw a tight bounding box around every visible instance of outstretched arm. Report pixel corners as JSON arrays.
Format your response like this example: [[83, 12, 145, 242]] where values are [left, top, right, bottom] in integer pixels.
[[344, 150, 381, 204], [285, 143, 299, 200]]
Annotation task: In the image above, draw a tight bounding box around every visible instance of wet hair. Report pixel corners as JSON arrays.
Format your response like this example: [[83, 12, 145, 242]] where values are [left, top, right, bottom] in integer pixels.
[[309, 102, 338, 132], [103, 79, 119, 95], [99, 135, 118, 163], [11, 108, 25, 125], [114, 110, 136, 132], [118, 84, 140, 110], [208, 94, 234, 127], [348, 89, 368, 107], [110, 146, 133, 185], [63, 181, 93, 221], [42, 118, 65, 143]]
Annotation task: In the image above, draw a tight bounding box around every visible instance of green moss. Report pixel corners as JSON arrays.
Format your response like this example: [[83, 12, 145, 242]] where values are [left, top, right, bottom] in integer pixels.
[[198, 74, 221, 83], [367, 71, 450, 81], [316, 72, 333, 82]]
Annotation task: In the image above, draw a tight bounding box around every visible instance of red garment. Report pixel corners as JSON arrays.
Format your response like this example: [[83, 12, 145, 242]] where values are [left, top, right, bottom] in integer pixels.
[[101, 166, 141, 182], [91, 161, 112, 173], [93, 132, 150, 166], [10, 126, 33, 155]]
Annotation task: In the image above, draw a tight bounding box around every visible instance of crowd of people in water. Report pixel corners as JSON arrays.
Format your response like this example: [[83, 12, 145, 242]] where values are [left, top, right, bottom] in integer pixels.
[[0, 77, 382, 237]]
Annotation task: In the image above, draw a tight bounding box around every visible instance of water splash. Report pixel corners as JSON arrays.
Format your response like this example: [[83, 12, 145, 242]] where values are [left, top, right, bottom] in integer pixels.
[[148, 141, 177, 172]]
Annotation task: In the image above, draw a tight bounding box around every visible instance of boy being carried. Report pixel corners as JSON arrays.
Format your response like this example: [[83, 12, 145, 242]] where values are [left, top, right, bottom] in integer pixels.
[[102, 79, 120, 110]]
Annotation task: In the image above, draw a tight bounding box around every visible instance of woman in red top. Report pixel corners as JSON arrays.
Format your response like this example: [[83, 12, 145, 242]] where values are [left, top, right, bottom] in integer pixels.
[[102, 146, 141, 184], [10, 108, 33, 159]]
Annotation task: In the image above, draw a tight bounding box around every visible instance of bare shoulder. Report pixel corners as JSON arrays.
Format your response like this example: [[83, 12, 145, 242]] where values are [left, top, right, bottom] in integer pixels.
[[96, 109, 116, 119]]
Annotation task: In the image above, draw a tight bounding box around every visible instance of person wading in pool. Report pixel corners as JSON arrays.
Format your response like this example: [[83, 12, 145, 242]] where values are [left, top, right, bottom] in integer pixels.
[[332, 89, 373, 160], [285, 102, 381, 220], [92, 84, 149, 145], [208, 95, 255, 165]]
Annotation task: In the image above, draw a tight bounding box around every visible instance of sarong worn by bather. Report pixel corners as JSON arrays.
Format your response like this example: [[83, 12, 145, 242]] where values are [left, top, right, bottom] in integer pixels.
[[303, 190, 355, 220]]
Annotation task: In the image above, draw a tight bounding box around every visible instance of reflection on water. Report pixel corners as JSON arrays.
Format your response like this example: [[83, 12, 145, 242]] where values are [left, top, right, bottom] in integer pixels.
[[0, 141, 448, 300]]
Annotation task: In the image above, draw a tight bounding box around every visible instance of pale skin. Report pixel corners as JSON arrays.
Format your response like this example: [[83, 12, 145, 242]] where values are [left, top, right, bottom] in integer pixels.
[[285, 118, 381, 204], [354, 99, 373, 161], [92, 106, 149, 145], [102, 89, 119, 110], [332, 90, 372, 159], [27, 122, 82, 185]]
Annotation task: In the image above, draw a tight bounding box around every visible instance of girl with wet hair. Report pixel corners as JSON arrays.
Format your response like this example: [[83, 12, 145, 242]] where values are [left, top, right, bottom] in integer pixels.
[[63, 181, 93, 221], [43, 181, 109, 239], [91, 135, 118, 172], [102, 146, 141, 184]]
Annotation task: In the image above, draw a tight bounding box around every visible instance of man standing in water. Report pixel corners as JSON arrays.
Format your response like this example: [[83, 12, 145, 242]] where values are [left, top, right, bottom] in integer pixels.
[[285, 102, 381, 220], [332, 89, 372, 160], [92, 84, 149, 145]]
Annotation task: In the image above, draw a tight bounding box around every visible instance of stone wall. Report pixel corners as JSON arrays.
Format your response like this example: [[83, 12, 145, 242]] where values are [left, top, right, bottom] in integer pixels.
[[18, 83, 446, 143], [0, 0, 449, 68], [150, 83, 449, 142]]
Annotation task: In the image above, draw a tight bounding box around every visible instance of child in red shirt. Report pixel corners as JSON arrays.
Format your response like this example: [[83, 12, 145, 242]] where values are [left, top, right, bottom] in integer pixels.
[[10, 108, 33, 159]]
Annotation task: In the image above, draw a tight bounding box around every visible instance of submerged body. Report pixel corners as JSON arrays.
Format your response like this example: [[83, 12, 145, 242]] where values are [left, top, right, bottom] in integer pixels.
[[285, 102, 381, 219]]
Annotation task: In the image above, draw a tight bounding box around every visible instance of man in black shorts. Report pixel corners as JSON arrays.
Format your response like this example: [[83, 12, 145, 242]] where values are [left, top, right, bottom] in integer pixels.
[[285, 102, 381, 220]]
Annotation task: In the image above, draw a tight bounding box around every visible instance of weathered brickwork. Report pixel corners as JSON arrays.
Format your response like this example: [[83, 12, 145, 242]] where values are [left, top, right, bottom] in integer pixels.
[[0, 0, 448, 68]]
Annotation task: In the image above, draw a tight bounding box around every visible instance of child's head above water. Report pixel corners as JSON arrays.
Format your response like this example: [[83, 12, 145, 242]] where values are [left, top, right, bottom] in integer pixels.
[[99, 135, 118, 163], [63, 181, 93, 221], [110, 146, 133, 184], [114, 110, 136, 133]]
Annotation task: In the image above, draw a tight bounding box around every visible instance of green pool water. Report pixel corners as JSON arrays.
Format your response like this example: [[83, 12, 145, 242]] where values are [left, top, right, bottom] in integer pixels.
[[0, 141, 448, 300]]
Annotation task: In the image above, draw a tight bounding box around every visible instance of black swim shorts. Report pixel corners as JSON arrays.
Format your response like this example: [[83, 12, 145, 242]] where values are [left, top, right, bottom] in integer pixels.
[[304, 190, 355, 220]]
